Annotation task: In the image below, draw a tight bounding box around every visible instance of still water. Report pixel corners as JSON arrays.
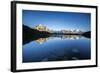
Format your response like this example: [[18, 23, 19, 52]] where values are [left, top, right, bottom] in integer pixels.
[[23, 35, 91, 63]]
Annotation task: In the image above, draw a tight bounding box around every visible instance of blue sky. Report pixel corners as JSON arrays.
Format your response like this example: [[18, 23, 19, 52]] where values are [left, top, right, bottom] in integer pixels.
[[22, 10, 91, 32]]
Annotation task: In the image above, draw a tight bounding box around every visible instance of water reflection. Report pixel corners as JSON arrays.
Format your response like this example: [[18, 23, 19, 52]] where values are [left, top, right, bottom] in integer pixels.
[[35, 35, 82, 44], [23, 35, 91, 63]]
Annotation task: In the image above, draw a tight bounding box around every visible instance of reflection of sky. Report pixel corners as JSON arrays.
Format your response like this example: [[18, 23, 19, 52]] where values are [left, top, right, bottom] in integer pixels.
[[23, 37, 91, 62], [23, 10, 91, 32]]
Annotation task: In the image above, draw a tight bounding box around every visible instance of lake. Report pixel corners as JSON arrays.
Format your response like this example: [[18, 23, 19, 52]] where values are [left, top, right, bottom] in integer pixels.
[[22, 35, 91, 63]]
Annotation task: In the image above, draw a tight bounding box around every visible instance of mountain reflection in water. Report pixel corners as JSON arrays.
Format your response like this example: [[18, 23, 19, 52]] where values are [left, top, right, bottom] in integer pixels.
[[35, 35, 82, 44], [23, 34, 91, 63]]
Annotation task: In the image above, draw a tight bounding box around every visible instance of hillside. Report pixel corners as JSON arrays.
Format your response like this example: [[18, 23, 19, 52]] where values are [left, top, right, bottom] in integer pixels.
[[82, 31, 91, 38], [23, 25, 50, 45]]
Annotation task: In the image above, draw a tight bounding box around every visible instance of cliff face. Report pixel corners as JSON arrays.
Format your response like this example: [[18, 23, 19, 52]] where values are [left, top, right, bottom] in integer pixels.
[[23, 25, 50, 45]]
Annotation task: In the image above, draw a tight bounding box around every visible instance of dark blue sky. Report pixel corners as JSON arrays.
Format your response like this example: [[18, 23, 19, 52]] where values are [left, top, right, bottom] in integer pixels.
[[23, 10, 91, 32]]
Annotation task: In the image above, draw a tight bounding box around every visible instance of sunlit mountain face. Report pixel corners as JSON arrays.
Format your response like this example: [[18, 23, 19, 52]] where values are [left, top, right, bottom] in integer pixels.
[[22, 10, 91, 63], [33, 24, 84, 34]]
